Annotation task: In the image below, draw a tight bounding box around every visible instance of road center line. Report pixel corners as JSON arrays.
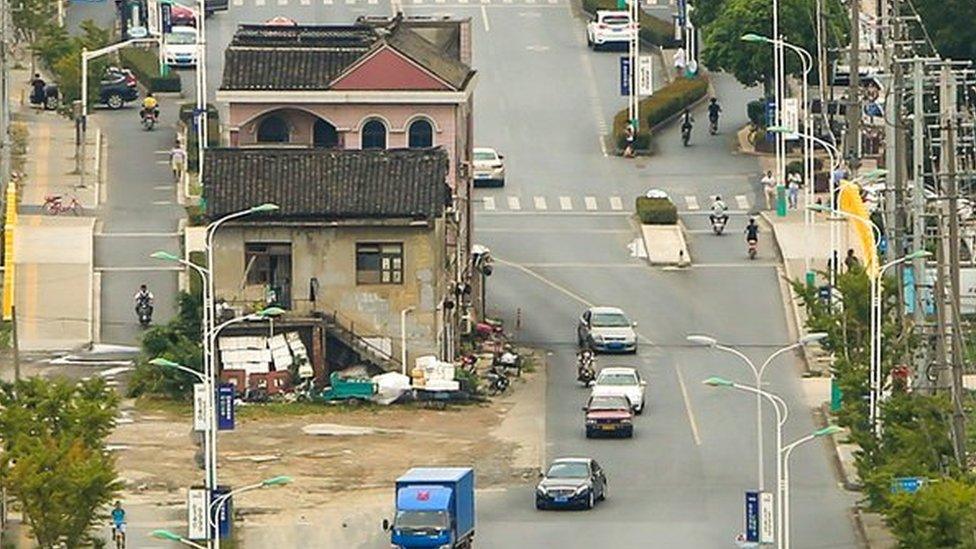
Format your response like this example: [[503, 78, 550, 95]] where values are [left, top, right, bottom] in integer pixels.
[[476, 228, 630, 234], [494, 257, 594, 308], [673, 361, 703, 446], [480, 4, 490, 31]]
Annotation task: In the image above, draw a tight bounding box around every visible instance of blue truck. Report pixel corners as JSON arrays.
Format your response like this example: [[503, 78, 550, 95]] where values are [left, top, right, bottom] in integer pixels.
[[384, 467, 475, 549]]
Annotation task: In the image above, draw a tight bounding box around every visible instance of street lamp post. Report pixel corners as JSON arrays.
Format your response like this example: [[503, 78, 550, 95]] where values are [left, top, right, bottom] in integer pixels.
[[780, 426, 843, 549], [400, 306, 415, 375], [208, 476, 292, 541], [703, 377, 789, 547], [150, 529, 207, 549]]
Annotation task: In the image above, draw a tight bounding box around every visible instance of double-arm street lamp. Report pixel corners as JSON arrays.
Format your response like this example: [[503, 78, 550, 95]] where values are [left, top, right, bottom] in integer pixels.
[[808, 204, 932, 435], [704, 377, 842, 549]]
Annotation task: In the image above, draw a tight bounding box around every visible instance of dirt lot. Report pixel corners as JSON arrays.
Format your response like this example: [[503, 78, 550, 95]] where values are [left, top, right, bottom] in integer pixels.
[[111, 360, 546, 520]]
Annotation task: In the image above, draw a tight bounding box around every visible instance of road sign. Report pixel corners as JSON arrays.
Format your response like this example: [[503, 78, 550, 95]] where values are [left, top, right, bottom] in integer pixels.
[[677, 0, 686, 26], [745, 491, 759, 542], [187, 486, 209, 540], [891, 476, 926, 494], [638, 56, 654, 96], [160, 2, 172, 33], [760, 492, 774, 543], [217, 383, 235, 431], [620, 57, 631, 96], [213, 486, 232, 539], [193, 383, 209, 431]]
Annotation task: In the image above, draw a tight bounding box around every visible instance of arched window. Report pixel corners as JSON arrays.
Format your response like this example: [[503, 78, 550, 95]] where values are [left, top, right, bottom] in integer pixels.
[[313, 118, 339, 148], [257, 115, 289, 143], [361, 119, 387, 150], [407, 119, 434, 148]]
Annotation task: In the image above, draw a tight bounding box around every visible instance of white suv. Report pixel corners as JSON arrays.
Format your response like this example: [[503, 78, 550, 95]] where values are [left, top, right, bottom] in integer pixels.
[[591, 367, 646, 414], [586, 10, 636, 50]]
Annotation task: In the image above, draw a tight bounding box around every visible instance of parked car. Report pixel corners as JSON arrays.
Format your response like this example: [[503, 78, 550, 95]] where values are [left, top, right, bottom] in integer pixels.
[[577, 306, 638, 353], [204, 0, 229, 15], [536, 457, 607, 510], [586, 10, 635, 50], [164, 26, 198, 67], [583, 394, 634, 437], [99, 67, 139, 110], [591, 366, 646, 414], [170, 2, 197, 26], [473, 147, 505, 187]]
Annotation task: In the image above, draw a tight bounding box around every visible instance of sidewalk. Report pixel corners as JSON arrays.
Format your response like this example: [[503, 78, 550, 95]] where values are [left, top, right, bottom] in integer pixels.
[[9, 67, 102, 351]]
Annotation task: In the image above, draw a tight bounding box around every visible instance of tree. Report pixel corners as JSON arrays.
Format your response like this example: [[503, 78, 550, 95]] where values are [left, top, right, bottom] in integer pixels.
[[699, 0, 848, 89], [0, 377, 121, 548], [885, 478, 976, 548], [11, 0, 57, 46], [912, 0, 976, 64], [128, 291, 204, 400]]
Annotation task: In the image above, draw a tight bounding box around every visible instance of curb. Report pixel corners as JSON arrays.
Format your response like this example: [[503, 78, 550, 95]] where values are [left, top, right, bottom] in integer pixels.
[[759, 211, 813, 372]]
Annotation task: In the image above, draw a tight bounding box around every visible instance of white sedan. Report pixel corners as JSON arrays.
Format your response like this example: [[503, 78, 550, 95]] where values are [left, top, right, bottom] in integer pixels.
[[473, 147, 505, 187], [163, 26, 198, 67], [590, 367, 646, 414]]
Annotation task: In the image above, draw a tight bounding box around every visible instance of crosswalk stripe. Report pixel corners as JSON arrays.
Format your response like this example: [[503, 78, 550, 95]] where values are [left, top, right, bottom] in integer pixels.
[[458, 0, 468, 3], [481, 0, 491, 3], [232, 0, 243, 5], [435, 0, 446, 3], [255, 0, 265, 5], [559, 196, 572, 210], [277, 0, 287, 5], [368, 0, 378, 3], [508, 196, 521, 210], [685, 195, 700, 210], [483, 197, 496, 211], [534, 196, 548, 210], [584, 196, 598, 210], [503, 0, 513, 3], [736, 195, 750, 209], [324, 0, 332, 4], [609, 196, 623, 210]]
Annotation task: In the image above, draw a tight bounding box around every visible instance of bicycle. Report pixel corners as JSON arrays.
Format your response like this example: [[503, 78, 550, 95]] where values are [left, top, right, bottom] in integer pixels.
[[42, 194, 83, 215]]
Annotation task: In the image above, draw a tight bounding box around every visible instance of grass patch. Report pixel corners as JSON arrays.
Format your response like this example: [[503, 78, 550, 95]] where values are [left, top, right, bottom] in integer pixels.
[[132, 396, 193, 418]]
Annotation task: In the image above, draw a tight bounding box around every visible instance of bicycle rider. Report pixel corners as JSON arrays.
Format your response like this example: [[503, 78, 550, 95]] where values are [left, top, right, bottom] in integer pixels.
[[111, 501, 126, 545]]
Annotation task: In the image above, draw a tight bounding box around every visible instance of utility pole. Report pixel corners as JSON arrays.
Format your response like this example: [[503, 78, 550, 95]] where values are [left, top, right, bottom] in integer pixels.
[[939, 65, 966, 465], [0, 0, 10, 188], [911, 58, 930, 392], [846, 0, 861, 169]]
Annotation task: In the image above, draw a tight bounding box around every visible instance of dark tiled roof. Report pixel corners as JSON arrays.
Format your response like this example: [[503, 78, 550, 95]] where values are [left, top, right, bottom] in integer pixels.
[[204, 148, 450, 222], [220, 22, 474, 91]]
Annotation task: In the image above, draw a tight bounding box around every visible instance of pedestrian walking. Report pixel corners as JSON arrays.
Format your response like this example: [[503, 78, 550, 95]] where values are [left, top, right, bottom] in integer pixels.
[[623, 122, 635, 158], [170, 145, 187, 182], [787, 171, 800, 209], [761, 170, 776, 210], [673, 47, 686, 76], [844, 248, 861, 271]]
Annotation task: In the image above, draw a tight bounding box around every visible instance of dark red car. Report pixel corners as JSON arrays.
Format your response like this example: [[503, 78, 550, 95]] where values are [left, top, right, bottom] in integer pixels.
[[583, 394, 633, 438], [170, 3, 197, 27]]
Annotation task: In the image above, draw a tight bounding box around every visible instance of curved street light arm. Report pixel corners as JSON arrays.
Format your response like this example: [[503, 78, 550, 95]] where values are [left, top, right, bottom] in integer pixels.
[[713, 343, 760, 381], [731, 382, 790, 425], [758, 342, 803, 378]]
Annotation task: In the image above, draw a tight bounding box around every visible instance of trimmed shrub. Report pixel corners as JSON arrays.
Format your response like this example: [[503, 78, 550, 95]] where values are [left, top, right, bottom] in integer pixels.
[[119, 46, 183, 93], [612, 76, 708, 151], [580, 0, 678, 47], [747, 98, 766, 127], [180, 104, 220, 172], [635, 196, 677, 224]]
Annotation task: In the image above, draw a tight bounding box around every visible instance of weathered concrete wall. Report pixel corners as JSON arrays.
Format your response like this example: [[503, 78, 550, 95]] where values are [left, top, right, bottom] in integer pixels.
[[212, 222, 449, 364]]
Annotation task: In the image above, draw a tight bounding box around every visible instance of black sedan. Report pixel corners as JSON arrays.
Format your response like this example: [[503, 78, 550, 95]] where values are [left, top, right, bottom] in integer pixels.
[[535, 457, 607, 510]]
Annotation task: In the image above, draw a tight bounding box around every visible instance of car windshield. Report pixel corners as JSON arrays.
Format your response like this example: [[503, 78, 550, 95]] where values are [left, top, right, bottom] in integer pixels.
[[603, 15, 630, 25], [588, 396, 630, 410], [591, 312, 631, 327], [598, 373, 638, 386], [394, 510, 449, 531], [474, 151, 497, 161], [546, 462, 590, 479], [167, 31, 196, 45]]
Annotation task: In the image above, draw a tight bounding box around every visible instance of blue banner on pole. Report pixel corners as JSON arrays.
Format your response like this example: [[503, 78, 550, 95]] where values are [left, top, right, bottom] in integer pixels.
[[891, 477, 925, 494], [677, 0, 686, 26], [212, 486, 232, 539], [620, 57, 631, 96], [745, 491, 759, 542], [217, 384, 235, 431], [764, 99, 777, 143]]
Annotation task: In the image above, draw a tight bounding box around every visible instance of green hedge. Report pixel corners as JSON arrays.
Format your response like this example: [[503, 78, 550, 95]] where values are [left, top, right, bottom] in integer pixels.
[[613, 76, 708, 151], [119, 47, 182, 93], [635, 196, 677, 224], [580, 0, 677, 47], [180, 103, 220, 173]]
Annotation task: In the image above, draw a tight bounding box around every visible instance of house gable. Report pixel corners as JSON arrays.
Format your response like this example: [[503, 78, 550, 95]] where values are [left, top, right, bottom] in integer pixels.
[[331, 46, 452, 91]]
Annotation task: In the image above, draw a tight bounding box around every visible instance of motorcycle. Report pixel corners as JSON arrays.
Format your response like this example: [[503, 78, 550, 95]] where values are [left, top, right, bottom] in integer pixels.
[[141, 109, 158, 131], [30, 83, 59, 111], [483, 364, 510, 396], [577, 350, 595, 386], [493, 345, 523, 377], [136, 300, 153, 327], [711, 214, 728, 235], [747, 239, 758, 260]]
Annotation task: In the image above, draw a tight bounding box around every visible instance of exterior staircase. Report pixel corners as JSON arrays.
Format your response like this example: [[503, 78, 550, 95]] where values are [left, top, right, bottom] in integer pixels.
[[316, 311, 401, 373]]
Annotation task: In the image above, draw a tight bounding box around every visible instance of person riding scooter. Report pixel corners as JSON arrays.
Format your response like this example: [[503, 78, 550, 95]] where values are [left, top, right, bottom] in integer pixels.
[[577, 349, 595, 385], [134, 284, 154, 326], [745, 217, 760, 259], [709, 195, 728, 225], [140, 93, 159, 122]]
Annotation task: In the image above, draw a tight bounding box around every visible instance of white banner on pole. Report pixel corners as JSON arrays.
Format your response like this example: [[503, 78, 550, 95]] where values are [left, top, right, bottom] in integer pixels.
[[147, 0, 160, 36], [638, 56, 654, 96], [782, 97, 800, 140], [193, 383, 209, 432], [188, 487, 209, 540], [760, 491, 775, 543]]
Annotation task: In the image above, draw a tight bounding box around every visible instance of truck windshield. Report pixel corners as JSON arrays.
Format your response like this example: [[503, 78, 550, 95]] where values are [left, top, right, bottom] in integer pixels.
[[394, 510, 450, 532]]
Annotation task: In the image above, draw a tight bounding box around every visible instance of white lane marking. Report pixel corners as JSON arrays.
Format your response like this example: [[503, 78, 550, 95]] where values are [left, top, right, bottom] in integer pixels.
[[584, 196, 598, 210], [507, 196, 521, 210], [674, 361, 702, 446], [503, 0, 513, 3], [95, 232, 180, 237], [95, 266, 183, 272], [345, 0, 355, 4], [323, 0, 333, 4], [232, 0, 243, 5], [685, 195, 700, 210], [152, 200, 173, 205], [99, 366, 134, 378], [533, 196, 548, 210], [559, 196, 572, 210], [300, 0, 310, 4], [481, 4, 490, 30], [628, 238, 647, 258], [477, 228, 631, 234], [483, 196, 496, 211], [609, 196, 623, 210], [736, 195, 750, 209], [255, 0, 265, 6], [277, 0, 287, 5], [494, 257, 594, 308], [519, 262, 644, 268]]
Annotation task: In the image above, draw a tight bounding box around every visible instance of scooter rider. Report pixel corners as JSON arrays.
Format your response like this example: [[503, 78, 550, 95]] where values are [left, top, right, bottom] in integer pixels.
[[681, 109, 694, 132], [744, 217, 760, 245], [709, 195, 728, 225], [576, 349, 595, 382], [134, 284, 154, 315], [707, 98, 721, 127], [141, 92, 159, 121]]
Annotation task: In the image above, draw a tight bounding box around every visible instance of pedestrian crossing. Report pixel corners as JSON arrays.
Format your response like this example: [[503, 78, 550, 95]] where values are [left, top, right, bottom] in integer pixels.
[[474, 193, 755, 213], [232, 0, 560, 6]]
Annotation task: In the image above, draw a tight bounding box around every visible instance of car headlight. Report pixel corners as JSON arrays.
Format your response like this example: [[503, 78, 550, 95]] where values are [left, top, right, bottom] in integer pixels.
[[593, 334, 604, 342], [574, 485, 590, 496], [620, 418, 632, 424], [536, 485, 546, 495], [586, 419, 596, 425]]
